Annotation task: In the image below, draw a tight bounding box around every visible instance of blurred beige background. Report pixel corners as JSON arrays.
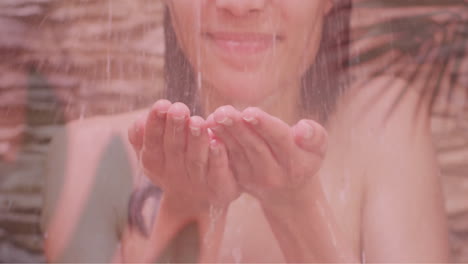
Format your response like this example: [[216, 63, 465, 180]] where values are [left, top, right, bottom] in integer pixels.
[[0, 0, 467, 262]]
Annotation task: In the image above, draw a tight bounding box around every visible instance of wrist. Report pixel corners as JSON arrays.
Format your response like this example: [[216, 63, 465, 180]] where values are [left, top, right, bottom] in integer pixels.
[[162, 193, 207, 216], [261, 175, 323, 215], [162, 192, 229, 219]]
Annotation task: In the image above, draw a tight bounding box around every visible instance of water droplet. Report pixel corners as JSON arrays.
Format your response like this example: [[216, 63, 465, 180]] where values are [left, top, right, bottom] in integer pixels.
[[232, 247, 242, 263]]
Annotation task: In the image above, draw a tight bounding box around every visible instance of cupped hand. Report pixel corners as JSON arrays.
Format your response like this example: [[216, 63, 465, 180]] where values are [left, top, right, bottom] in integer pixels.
[[205, 106, 328, 209], [128, 100, 240, 211]]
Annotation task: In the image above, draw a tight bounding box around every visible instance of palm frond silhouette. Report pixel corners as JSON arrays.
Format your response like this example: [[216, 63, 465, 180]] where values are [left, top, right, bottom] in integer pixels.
[[350, 0, 467, 116]]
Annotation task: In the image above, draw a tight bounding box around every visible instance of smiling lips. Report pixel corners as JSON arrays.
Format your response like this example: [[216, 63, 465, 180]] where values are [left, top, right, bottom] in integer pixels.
[[206, 32, 280, 55]]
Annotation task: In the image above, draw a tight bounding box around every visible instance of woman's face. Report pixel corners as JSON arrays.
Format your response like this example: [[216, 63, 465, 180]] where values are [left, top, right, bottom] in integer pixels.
[[165, 0, 333, 105]]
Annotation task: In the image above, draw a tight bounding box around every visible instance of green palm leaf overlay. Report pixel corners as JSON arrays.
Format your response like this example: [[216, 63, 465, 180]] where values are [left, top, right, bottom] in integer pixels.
[[350, 0, 467, 115]]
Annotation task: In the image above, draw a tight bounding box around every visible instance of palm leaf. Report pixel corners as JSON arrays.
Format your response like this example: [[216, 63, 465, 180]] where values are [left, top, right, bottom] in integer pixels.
[[351, 0, 468, 115], [355, 0, 467, 8]]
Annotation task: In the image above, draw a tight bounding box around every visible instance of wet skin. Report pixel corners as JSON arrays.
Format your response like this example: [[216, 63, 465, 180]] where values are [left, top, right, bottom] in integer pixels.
[[41, 0, 449, 261], [41, 78, 449, 263], [127, 100, 335, 262]]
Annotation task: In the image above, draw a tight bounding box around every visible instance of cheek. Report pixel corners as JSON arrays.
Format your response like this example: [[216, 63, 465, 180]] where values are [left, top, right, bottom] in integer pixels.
[[283, 4, 328, 73]]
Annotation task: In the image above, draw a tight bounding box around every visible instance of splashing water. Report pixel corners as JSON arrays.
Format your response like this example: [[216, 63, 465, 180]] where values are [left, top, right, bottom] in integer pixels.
[[204, 205, 224, 250], [232, 247, 242, 263]]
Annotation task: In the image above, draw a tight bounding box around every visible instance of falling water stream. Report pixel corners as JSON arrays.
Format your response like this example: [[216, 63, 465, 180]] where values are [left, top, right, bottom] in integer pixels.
[[0, 0, 466, 262]]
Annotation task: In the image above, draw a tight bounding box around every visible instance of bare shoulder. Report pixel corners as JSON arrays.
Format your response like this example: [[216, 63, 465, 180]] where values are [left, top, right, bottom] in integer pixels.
[[330, 74, 439, 202], [337, 78, 449, 261], [333, 76, 432, 160], [338, 76, 430, 133]]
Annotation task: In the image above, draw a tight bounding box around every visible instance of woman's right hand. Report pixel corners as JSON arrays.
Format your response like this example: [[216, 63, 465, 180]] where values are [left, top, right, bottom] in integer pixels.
[[128, 100, 240, 213]]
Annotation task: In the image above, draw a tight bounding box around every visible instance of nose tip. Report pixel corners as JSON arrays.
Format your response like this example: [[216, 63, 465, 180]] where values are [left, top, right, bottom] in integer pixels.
[[215, 0, 267, 17]]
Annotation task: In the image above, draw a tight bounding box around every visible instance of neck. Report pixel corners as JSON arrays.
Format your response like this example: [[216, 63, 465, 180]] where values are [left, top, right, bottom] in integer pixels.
[[198, 81, 305, 126]]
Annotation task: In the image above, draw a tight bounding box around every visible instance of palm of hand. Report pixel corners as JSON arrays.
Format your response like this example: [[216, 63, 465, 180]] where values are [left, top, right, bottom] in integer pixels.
[[128, 100, 327, 210]]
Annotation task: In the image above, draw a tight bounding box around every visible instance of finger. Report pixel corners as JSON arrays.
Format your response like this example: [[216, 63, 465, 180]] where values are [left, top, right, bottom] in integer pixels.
[[164, 102, 190, 160], [185, 115, 210, 187], [128, 113, 146, 153], [206, 107, 250, 181], [292, 120, 328, 157], [206, 139, 239, 204], [139, 100, 171, 183], [143, 99, 172, 149], [140, 100, 171, 177], [205, 108, 234, 146], [213, 106, 274, 166], [241, 107, 294, 159]]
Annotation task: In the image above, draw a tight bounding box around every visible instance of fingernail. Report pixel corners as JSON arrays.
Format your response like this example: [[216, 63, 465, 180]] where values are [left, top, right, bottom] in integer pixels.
[[210, 125, 224, 133], [210, 140, 220, 155], [214, 113, 233, 126], [219, 117, 233, 126], [190, 126, 201, 137], [157, 109, 167, 118], [242, 116, 258, 125], [301, 121, 314, 139], [174, 117, 186, 133], [242, 111, 258, 125], [172, 114, 186, 123]]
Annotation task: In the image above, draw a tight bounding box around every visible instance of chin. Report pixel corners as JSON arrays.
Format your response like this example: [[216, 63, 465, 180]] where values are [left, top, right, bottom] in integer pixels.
[[208, 77, 276, 107], [203, 67, 279, 106]]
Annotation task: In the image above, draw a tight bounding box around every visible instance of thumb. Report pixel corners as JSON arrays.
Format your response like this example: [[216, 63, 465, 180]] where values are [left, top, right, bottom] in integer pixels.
[[292, 120, 328, 157]]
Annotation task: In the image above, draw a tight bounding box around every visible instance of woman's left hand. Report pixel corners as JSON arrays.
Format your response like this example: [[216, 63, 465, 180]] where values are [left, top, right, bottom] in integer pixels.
[[206, 106, 328, 210]]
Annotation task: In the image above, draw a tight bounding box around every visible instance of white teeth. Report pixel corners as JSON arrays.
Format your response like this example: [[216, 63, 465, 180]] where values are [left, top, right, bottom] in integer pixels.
[[225, 40, 260, 49], [226, 40, 242, 47]]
